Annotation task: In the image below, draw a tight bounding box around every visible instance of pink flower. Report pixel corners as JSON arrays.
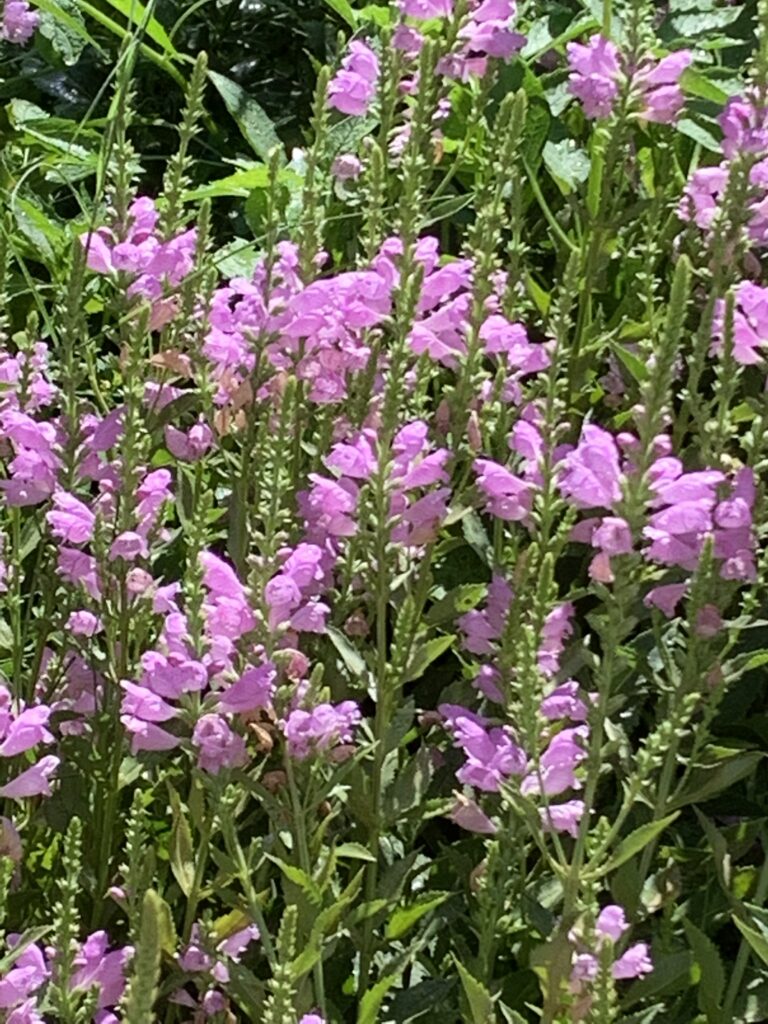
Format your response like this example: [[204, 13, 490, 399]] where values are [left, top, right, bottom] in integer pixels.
[[644, 583, 687, 617], [596, 905, 629, 943], [719, 91, 768, 159], [567, 36, 621, 118], [613, 942, 653, 980], [120, 681, 178, 723], [47, 492, 95, 545], [0, 941, 48, 1006], [0, 707, 54, 757], [0, 755, 60, 799], [71, 933, 133, 1008], [1, 1, 39, 44], [592, 517, 632, 555], [67, 610, 103, 636], [6, 999, 44, 1024], [218, 662, 276, 714], [440, 705, 526, 793], [559, 426, 622, 510], [328, 41, 379, 116], [540, 800, 585, 838], [712, 281, 768, 365], [109, 531, 148, 561], [121, 717, 179, 753], [140, 651, 207, 699], [331, 154, 362, 181], [284, 702, 361, 760], [400, 0, 452, 16], [634, 51, 692, 123], [448, 794, 497, 834], [165, 421, 213, 461], [522, 727, 588, 797], [192, 714, 248, 774], [474, 458, 533, 521], [540, 681, 588, 722]]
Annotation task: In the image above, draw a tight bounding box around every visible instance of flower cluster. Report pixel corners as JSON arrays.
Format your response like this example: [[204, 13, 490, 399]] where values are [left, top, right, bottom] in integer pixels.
[[0, 931, 132, 1024], [679, 90, 768, 248], [1, 0, 38, 44], [567, 35, 691, 123]]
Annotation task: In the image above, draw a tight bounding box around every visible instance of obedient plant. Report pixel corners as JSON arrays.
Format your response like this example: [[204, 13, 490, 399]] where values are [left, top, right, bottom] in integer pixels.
[[1, 0, 768, 1021]]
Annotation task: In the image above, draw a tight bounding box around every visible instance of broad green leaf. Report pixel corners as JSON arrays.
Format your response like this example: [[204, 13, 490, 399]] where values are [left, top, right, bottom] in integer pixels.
[[601, 813, 680, 875], [264, 855, 320, 900], [184, 166, 300, 201], [327, 114, 379, 157], [455, 959, 496, 1024], [335, 842, 377, 862], [671, 8, 744, 37], [670, 751, 764, 809], [359, 3, 392, 26], [208, 71, 284, 164], [621, 951, 693, 1009], [542, 140, 591, 194], [612, 343, 650, 383], [327, 625, 368, 678], [37, 0, 87, 65], [322, 0, 358, 27], [358, 974, 400, 1024], [675, 118, 722, 153], [679, 68, 729, 105], [405, 635, 456, 682], [683, 918, 725, 1020], [12, 198, 64, 264], [32, 0, 104, 55], [100, 0, 178, 56], [733, 915, 768, 968], [386, 893, 450, 941]]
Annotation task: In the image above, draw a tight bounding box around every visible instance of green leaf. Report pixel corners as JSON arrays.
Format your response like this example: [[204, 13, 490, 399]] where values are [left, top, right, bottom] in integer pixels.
[[185, 166, 301, 201], [526, 274, 551, 316], [612, 343, 650, 383], [733, 915, 768, 968], [335, 842, 377, 862], [12, 198, 64, 264], [386, 893, 450, 941], [679, 68, 729, 105], [671, 8, 744, 37], [522, 98, 551, 168], [420, 193, 473, 229], [100, 0, 178, 56], [208, 71, 284, 164], [405, 635, 456, 682], [426, 584, 487, 626], [37, 0, 87, 65], [358, 974, 401, 1024], [621, 951, 694, 1009], [675, 118, 722, 153], [327, 114, 379, 157], [670, 751, 764, 809], [683, 918, 725, 1020], [264, 855, 321, 900], [601, 813, 680, 875], [168, 787, 195, 898], [32, 0, 104, 55], [327, 625, 368, 679], [455, 959, 497, 1024], [322, 0, 358, 27], [542, 140, 591, 194]]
